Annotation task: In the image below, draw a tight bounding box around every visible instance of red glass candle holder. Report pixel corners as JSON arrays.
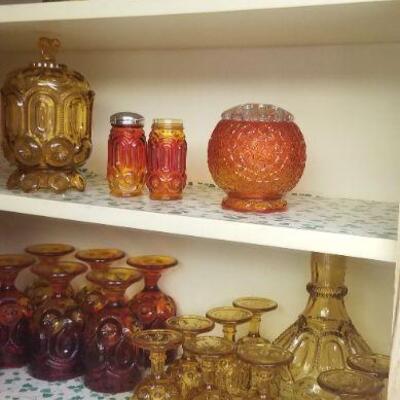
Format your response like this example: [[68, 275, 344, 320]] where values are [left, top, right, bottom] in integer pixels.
[[83, 267, 143, 393], [107, 112, 147, 197], [0, 254, 35, 368], [29, 261, 87, 381], [146, 119, 187, 200]]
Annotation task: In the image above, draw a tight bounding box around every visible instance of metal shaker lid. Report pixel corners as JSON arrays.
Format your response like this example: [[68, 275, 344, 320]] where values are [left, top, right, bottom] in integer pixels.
[[110, 112, 145, 127]]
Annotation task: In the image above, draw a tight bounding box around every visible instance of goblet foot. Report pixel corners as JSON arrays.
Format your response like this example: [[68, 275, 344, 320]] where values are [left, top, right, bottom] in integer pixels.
[[7, 168, 86, 193], [222, 195, 287, 213]]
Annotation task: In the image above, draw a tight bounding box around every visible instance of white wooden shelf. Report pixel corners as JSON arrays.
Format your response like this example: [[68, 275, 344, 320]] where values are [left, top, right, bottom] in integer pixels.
[[0, 170, 396, 262], [0, 0, 399, 51]]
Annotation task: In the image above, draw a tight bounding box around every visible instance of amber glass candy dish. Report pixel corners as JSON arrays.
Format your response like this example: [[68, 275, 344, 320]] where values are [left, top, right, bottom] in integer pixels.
[[184, 336, 234, 400], [233, 297, 277, 345], [25, 243, 75, 307], [75, 248, 125, 311], [83, 267, 143, 393], [237, 342, 293, 400], [317, 369, 383, 400], [29, 261, 87, 381], [206, 306, 253, 397], [132, 329, 183, 400], [0, 254, 35, 367], [166, 315, 215, 399]]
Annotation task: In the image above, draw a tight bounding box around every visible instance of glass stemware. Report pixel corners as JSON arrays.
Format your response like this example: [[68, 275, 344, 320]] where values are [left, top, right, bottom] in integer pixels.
[[25, 243, 75, 307], [237, 342, 293, 400], [83, 267, 143, 393], [184, 336, 234, 400], [128, 255, 178, 366], [166, 315, 215, 399], [132, 329, 183, 400], [0, 254, 35, 367], [317, 369, 384, 400], [29, 261, 87, 381], [233, 297, 278, 345], [75, 248, 125, 311], [206, 306, 253, 397]]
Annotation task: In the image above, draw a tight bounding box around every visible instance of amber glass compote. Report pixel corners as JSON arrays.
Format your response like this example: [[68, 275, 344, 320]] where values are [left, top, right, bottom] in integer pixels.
[[206, 306, 253, 397], [132, 329, 183, 400], [0, 254, 35, 367], [317, 369, 384, 400], [348, 354, 390, 399], [83, 267, 143, 393], [185, 336, 234, 400], [233, 297, 278, 345], [25, 243, 75, 307], [166, 315, 215, 399], [237, 342, 293, 400], [75, 248, 125, 311], [29, 261, 87, 381]]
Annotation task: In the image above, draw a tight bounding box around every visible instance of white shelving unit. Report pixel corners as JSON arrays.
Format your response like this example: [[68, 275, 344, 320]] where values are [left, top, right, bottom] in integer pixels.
[[0, 0, 399, 399]]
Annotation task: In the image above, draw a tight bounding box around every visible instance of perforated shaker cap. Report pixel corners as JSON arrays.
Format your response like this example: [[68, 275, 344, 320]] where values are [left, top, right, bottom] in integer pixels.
[[110, 112, 145, 127]]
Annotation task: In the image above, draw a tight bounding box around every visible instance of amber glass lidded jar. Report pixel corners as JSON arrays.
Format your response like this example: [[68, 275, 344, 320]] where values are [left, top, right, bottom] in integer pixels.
[[208, 103, 306, 212], [1, 37, 94, 193]]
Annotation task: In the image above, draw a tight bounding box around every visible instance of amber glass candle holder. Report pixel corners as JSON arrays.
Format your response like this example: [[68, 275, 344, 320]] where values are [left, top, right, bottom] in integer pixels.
[[233, 297, 278, 345], [132, 329, 183, 400], [75, 248, 125, 311], [25, 243, 75, 307], [206, 306, 253, 397], [184, 336, 234, 400], [317, 369, 384, 400], [0, 254, 35, 368], [237, 342, 293, 400], [83, 267, 143, 393], [166, 315, 215, 399], [29, 261, 87, 381]]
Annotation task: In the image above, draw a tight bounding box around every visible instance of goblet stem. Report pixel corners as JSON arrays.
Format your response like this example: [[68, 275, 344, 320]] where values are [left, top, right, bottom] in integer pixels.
[[89, 262, 111, 271], [150, 350, 167, 379], [254, 366, 275, 400], [144, 271, 161, 290], [199, 357, 216, 389], [181, 332, 196, 360], [248, 313, 262, 338], [223, 324, 237, 343]]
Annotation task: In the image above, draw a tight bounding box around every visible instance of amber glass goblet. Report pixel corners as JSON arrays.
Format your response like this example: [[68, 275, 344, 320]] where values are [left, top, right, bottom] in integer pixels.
[[206, 306, 253, 397], [237, 342, 293, 400], [185, 336, 234, 400], [83, 267, 143, 393], [128, 255, 178, 366], [317, 369, 384, 400], [348, 354, 389, 399], [233, 297, 278, 345], [166, 315, 215, 399], [0, 254, 35, 368], [75, 248, 125, 311], [25, 243, 75, 307], [132, 329, 183, 400], [29, 261, 87, 381]]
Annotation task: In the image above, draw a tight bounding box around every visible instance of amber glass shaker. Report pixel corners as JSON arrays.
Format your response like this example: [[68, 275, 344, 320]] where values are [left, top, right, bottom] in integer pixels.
[[147, 118, 187, 200], [107, 112, 147, 197]]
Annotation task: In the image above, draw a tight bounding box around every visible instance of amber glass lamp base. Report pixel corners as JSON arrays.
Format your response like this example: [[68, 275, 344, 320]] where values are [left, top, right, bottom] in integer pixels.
[[8, 168, 86, 194], [222, 195, 287, 213], [274, 253, 372, 399]]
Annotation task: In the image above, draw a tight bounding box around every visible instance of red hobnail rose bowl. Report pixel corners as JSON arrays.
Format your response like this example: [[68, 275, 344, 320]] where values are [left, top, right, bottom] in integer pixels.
[[208, 104, 306, 212]]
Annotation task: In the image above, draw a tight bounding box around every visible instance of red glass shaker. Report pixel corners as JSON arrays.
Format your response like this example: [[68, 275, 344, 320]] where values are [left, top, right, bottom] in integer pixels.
[[107, 112, 147, 197], [146, 118, 187, 200]]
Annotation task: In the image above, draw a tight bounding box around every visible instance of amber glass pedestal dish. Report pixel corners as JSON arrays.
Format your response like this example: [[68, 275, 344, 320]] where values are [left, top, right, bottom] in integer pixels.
[[75, 248, 125, 312], [83, 267, 143, 393], [166, 315, 215, 399], [184, 336, 234, 400], [274, 253, 372, 399], [208, 103, 306, 212], [132, 329, 183, 400], [0, 254, 35, 368], [233, 296, 278, 345], [1, 37, 94, 193], [25, 243, 75, 307], [29, 261, 87, 381]]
